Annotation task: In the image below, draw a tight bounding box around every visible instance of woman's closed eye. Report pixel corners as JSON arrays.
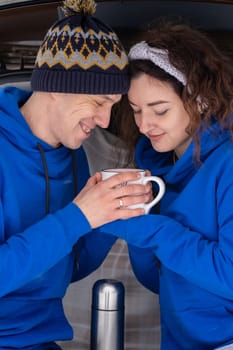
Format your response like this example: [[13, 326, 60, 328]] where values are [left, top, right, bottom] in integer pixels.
[[130, 105, 169, 116], [153, 109, 169, 116]]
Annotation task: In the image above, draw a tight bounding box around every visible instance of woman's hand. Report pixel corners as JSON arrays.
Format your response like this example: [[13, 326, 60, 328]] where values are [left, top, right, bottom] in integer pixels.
[[73, 171, 151, 228]]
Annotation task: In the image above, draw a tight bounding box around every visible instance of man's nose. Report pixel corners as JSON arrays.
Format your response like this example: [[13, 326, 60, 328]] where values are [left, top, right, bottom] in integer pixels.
[[95, 113, 111, 129]]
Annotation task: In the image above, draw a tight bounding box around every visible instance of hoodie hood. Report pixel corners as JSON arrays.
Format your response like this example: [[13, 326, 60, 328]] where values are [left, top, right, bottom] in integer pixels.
[[0, 86, 39, 149], [0, 86, 72, 179]]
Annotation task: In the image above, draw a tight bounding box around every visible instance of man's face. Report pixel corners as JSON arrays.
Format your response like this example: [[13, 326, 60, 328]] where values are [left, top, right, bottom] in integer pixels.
[[48, 93, 122, 149]]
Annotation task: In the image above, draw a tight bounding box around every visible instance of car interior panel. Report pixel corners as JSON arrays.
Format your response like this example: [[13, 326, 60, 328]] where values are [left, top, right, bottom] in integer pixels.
[[0, 0, 233, 88]]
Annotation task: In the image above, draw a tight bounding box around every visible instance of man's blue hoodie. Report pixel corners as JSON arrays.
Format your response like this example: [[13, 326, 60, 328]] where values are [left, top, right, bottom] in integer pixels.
[[0, 86, 116, 349], [100, 121, 233, 349]]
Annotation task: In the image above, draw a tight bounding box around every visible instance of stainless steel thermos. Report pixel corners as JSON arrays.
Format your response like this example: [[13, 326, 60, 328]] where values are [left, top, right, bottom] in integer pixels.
[[90, 279, 125, 350]]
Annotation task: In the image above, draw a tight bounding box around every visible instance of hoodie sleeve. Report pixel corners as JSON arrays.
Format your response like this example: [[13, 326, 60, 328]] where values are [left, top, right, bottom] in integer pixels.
[[71, 231, 117, 281], [98, 206, 233, 300], [0, 202, 93, 296], [70, 146, 117, 281], [127, 244, 159, 293]]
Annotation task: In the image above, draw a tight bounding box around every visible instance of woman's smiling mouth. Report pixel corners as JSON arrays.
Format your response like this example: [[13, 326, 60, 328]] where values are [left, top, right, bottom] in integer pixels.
[[148, 132, 165, 142]]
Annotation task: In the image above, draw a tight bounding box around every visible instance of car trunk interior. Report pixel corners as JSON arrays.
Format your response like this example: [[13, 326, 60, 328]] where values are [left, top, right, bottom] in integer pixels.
[[0, 0, 232, 80]]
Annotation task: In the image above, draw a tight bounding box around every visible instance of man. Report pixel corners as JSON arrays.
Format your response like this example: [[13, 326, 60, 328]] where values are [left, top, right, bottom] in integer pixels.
[[0, 0, 150, 348]]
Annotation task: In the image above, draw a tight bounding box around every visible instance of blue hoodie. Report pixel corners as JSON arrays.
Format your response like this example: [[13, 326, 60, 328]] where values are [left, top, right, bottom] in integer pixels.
[[0, 86, 116, 349], [100, 121, 233, 349]]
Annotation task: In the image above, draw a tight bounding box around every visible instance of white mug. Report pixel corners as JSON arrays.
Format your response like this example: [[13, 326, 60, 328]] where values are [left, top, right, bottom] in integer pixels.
[[101, 168, 165, 214]]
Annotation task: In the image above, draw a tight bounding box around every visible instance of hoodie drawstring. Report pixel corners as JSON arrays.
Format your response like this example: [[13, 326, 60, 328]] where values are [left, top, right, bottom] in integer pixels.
[[37, 143, 50, 215], [37, 143, 78, 215], [37, 143, 79, 268]]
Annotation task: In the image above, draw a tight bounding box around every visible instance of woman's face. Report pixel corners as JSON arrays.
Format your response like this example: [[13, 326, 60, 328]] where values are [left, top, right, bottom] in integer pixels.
[[128, 73, 192, 158]]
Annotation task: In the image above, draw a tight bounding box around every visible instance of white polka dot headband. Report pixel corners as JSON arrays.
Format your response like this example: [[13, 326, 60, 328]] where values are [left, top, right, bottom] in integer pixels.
[[128, 41, 187, 86]]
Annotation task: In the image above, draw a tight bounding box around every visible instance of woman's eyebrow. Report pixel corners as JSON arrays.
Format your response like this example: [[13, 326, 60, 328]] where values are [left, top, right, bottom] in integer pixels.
[[128, 99, 169, 107], [148, 100, 169, 106]]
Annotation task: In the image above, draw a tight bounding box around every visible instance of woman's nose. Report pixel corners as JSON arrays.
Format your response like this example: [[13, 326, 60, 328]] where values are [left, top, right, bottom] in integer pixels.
[[136, 114, 151, 134]]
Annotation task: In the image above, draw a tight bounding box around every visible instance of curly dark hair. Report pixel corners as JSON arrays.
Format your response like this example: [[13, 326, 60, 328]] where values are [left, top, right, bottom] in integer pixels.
[[113, 21, 233, 162]]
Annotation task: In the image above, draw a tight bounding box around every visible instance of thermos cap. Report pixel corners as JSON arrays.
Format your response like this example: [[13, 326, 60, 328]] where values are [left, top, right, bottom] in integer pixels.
[[92, 279, 125, 311]]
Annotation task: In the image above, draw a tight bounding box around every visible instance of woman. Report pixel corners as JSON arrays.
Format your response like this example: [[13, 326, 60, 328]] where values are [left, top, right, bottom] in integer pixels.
[[99, 22, 233, 349]]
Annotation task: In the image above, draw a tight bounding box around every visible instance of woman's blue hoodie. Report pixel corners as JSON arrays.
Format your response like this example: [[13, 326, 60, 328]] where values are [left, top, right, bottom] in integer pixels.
[[0, 86, 116, 349], [100, 121, 233, 349]]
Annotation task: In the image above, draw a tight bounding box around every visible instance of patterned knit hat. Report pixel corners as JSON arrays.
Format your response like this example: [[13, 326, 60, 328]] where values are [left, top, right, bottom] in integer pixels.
[[31, 0, 129, 94]]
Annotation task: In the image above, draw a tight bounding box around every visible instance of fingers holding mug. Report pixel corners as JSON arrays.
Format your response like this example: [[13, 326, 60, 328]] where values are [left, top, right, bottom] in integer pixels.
[[74, 168, 165, 228], [116, 190, 151, 209], [101, 169, 141, 189]]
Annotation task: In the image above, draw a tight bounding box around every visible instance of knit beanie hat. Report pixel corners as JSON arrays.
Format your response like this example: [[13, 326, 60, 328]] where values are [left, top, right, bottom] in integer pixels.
[[31, 0, 129, 94]]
